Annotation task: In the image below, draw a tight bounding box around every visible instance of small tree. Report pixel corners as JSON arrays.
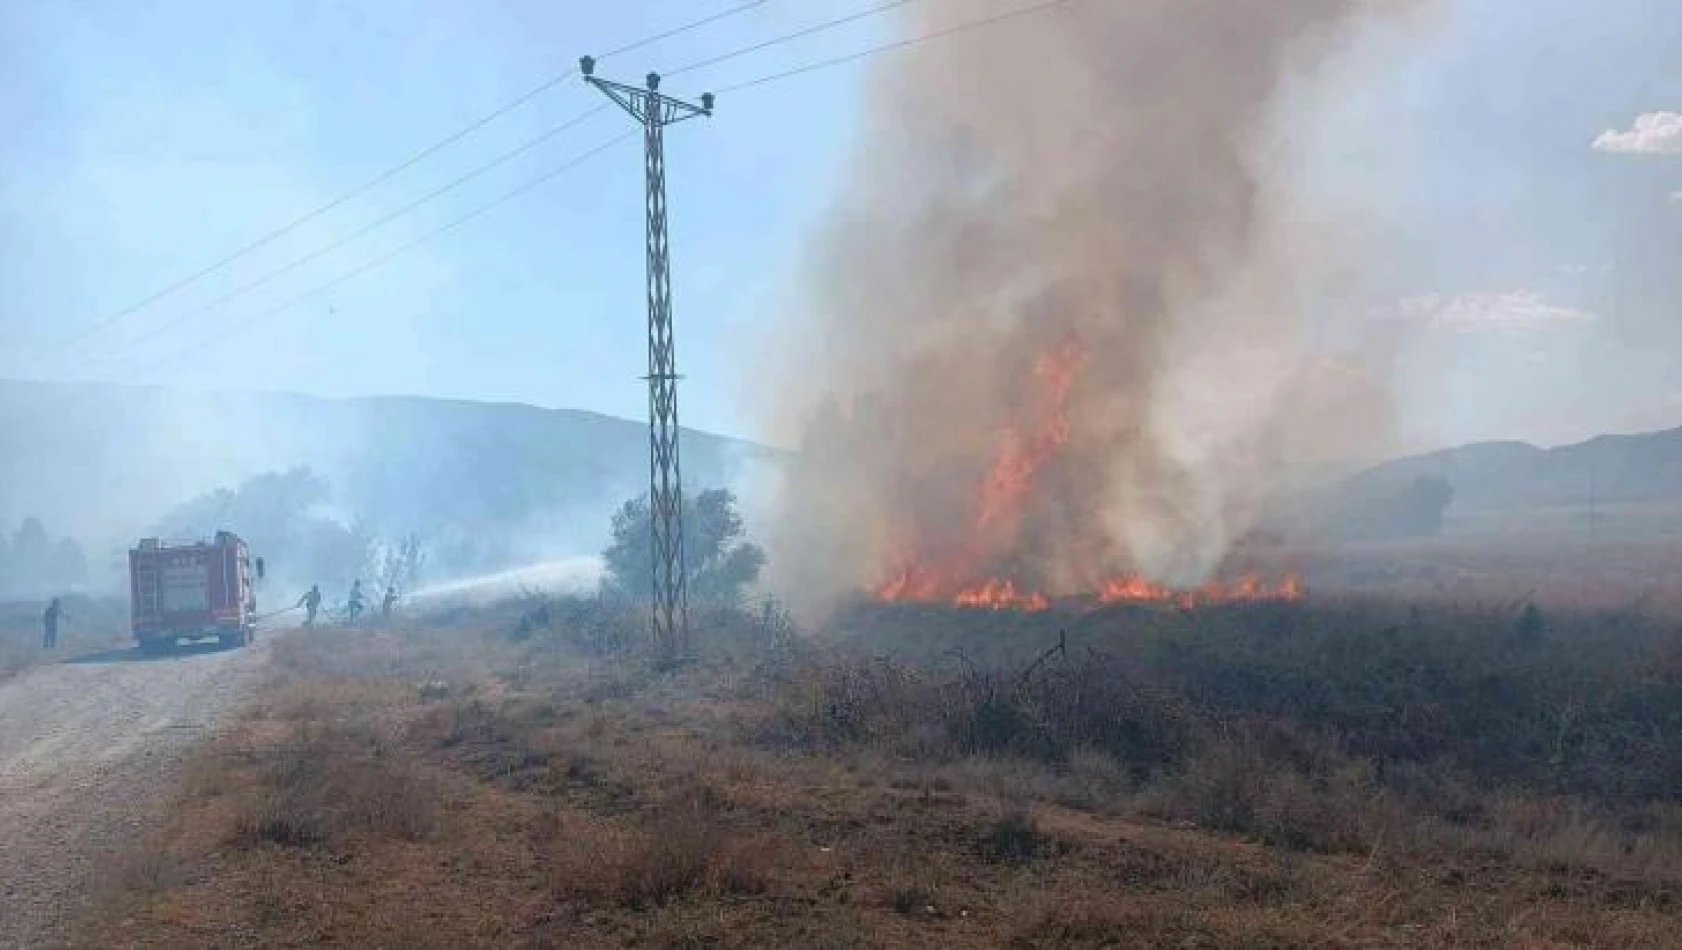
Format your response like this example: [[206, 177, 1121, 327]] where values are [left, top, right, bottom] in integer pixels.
[[1401, 475, 1455, 537], [53, 537, 87, 587], [602, 488, 766, 605], [0, 518, 86, 596], [1333, 473, 1455, 542], [373, 533, 427, 594], [10, 517, 51, 591]]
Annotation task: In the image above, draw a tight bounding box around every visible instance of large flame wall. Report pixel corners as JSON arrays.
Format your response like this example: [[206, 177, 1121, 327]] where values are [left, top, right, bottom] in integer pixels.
[[761, 0, 1406, 615]]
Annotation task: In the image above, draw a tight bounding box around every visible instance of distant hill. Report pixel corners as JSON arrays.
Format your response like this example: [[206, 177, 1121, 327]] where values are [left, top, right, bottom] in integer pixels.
[[0, 380, 778, 567], [1342, 426, 1682, 511], [5, 377, 1675, 570], [1297, 423, 1682, 542]]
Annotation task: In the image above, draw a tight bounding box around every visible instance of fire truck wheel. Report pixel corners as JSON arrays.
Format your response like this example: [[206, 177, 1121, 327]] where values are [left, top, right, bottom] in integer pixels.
[[219, 630, 249, 649]]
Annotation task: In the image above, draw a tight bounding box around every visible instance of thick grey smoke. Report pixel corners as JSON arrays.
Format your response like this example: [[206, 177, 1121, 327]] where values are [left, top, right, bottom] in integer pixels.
[[764, 0, 1406, 613]]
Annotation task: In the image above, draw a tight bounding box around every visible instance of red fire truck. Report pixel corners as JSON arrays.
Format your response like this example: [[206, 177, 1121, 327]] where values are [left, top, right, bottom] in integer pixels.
[[128, 531, 259, 652]]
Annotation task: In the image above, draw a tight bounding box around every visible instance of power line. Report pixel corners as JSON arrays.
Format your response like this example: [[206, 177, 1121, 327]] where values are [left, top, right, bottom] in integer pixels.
[[61, 0, 770, 349], [717, 0, 1075, 94], [599, 0, 769, 60], [127, 133, 635, 383], [72, 1, 919, 368], [82, 106, 607, 367], [102, 0, 1077, 379], [663, 0, 913, 79]]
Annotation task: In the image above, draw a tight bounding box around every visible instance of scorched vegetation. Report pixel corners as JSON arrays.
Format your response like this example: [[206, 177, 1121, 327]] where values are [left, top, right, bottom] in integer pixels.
[[80, 594, 1682, 947]]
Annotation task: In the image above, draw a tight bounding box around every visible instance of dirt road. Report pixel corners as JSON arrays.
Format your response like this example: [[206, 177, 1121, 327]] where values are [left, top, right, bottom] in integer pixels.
[[0, 641, 267, 948]]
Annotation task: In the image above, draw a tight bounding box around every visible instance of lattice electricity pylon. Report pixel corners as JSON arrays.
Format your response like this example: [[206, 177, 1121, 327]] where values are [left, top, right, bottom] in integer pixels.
[[581, 57, 713, 661]]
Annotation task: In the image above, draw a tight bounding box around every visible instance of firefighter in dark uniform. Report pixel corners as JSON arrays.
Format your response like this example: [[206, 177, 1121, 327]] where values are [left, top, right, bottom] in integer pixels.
[[296, 584, 323, 626], [346, 580, 365, 624], [42, 597, 62, 649], [382, 585, 399, 622]]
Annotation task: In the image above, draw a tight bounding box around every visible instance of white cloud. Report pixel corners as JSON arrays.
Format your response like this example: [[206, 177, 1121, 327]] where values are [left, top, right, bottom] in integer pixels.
[[1593, 111, 1682, 155], [1398, 291, 1596, 334]]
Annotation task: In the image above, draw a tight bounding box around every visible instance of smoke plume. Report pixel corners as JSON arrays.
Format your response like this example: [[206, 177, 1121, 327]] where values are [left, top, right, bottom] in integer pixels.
[[764, 0, 1405, 613]]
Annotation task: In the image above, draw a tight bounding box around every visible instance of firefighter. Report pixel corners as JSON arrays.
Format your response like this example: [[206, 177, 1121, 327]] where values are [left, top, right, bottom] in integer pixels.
[[381, 584, 399, 622], [296, 584, 323, 627], [42, 597, 62, 649], [346, 580, 365, 623]]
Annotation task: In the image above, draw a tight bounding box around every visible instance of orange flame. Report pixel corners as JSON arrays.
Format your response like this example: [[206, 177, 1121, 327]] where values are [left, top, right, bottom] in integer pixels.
[[1096, 574, 1178, 605], [1091, 572, 1306, 610], [875, 559, 962, 603], [870, 333, 1305, 614], [975, 333, 1086, 533], [882, 570, 1305, 611], [953, 578, 1049, 612], [880, 567, 1305, 613]]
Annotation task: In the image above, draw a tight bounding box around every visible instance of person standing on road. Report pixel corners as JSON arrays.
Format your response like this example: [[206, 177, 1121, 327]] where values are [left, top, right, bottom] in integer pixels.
[[41, 598, 62, 649], [296, 584, 322, 627], [381, 585, 399, 623]]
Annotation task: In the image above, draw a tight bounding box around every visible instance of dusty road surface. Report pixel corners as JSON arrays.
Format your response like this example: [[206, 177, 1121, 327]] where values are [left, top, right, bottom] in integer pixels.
[[0, 640, 268, 948]]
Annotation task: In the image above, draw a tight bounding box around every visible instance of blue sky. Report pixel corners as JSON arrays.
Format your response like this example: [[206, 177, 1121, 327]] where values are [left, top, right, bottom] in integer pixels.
[[1312, 0, 1682, 447], [0, 0, 878, 439], [2, 0, 1679, 449]]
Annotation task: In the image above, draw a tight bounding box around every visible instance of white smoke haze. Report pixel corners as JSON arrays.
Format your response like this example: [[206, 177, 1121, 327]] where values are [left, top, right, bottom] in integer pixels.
[[761, 0, 1420, 614], [0, 379, 767, 600]]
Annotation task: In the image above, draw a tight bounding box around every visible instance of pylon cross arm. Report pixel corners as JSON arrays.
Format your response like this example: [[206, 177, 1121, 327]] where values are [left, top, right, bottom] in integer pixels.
[[584, 75, 712, 126]]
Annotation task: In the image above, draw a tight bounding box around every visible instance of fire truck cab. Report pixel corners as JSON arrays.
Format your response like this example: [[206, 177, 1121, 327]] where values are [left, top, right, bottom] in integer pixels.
[[128, 531, 258, 652]]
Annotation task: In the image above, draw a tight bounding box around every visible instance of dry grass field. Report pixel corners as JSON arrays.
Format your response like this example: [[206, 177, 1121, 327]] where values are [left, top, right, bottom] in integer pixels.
[[1303, 509, 1682, 613], [77, 593, 1682, 948]]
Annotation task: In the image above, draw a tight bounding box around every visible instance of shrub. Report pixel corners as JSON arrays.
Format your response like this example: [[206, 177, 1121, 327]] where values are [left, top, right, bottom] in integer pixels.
[[889, 881, 937, 915], [545, 789, 768, 909], [981, 806, 1045, 865], [228, 719, 436, 849], [510, 592, 640, 656]]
